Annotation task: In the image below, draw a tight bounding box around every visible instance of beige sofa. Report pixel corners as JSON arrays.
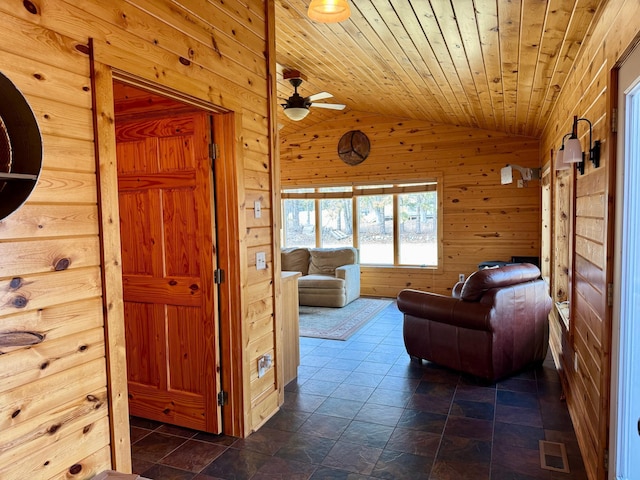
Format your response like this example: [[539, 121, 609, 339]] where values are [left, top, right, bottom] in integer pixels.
[[281, 247, 360, 307]]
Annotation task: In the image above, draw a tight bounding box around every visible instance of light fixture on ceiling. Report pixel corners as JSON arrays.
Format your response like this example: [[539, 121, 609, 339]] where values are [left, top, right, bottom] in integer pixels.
[[307, 0, 351, 23], [563, 115, 601, 175], [283, 106, 310, 121], [282, 77, 311, 121], [555, 133, 572, 171]]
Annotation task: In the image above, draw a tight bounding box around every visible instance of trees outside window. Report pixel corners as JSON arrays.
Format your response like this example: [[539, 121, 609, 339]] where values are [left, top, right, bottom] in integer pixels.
[[282, 179, 441, 267]]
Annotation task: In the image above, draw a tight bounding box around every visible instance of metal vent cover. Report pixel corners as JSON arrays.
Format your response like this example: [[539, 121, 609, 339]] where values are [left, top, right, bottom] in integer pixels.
[[539, 440, 570, 473]]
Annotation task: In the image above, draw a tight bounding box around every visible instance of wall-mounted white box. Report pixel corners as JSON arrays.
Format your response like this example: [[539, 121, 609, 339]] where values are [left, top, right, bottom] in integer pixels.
[[256, 252, 266, 270]]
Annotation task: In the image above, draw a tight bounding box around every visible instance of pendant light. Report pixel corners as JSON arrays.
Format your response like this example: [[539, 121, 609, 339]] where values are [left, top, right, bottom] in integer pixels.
[[307, 0, 351, 23]]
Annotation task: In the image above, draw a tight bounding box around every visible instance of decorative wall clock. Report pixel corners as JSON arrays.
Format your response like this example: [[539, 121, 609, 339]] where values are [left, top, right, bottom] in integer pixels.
[[338, 130, 370, 166]]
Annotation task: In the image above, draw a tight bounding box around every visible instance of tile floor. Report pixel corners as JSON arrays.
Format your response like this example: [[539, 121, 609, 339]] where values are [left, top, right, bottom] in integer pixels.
[[130, 302, 588, 479]]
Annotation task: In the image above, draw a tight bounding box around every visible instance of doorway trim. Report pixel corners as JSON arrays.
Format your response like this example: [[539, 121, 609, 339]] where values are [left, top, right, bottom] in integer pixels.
[[610, 36, 640, 480], [90, 49, 245, 470]]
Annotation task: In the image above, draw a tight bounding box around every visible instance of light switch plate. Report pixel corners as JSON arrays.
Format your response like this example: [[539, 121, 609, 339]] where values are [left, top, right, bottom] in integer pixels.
[[254, 200, 261, 218], [256, 252, 266, 270]]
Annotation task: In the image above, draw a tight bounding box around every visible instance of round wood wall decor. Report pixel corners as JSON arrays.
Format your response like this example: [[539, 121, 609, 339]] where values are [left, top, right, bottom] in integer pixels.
[[0, 72, 42, 221], [338, 130, 370, 166]]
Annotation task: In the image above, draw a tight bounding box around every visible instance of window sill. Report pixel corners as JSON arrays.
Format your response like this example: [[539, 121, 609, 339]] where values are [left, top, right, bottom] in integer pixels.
[[555, 301, 570, 330]]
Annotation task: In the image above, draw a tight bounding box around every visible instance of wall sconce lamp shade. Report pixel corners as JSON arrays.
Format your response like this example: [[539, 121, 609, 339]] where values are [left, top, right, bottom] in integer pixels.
[[308, 0, 351, 23], [555, 133, 573, 171], [564, 115, 601, 174], [283, 107, 310, 121], [564, 136, 583, 163], [556, 148, 569, 170]]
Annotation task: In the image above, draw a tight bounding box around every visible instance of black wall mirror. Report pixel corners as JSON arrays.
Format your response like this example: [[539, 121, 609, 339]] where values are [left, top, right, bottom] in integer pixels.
[[0, 71, 42, 221]]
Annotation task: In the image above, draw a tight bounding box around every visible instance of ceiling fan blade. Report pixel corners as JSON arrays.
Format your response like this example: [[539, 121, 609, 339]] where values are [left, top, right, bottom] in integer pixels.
[[307, 91, 333, 102], [311, 102, 346, 110]]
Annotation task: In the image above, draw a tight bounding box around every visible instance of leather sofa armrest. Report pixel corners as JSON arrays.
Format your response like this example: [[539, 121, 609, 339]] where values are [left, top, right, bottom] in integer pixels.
[[452, 282, 464, 298], [397, 289, 492, 331]]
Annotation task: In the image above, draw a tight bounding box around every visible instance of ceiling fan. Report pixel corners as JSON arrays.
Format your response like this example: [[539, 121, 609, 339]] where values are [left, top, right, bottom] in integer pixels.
[[281, 70, 345, 121]]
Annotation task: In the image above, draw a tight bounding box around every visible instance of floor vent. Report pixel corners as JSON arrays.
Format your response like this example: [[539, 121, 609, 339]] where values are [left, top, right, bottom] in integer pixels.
[[539, 440, 570, 473]]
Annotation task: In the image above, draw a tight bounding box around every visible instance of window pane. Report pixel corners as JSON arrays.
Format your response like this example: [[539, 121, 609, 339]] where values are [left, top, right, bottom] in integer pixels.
[[318, 186, 352, 193], [320, 199, 353, 247], [399, 191, 437, 265], [283, 188, 315, 194], [283, 198, 315, 247], [357, 195, 393, 264]]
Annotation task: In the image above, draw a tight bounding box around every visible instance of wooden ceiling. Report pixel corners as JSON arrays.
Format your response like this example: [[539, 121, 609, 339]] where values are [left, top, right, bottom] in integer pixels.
[[274, 0, 605, 138]]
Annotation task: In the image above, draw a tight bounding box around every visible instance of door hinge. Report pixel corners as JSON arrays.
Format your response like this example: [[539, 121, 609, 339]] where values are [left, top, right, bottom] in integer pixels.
[[214, 268, 224, 284], [209, 143, 218, 161], [217, 391, 228, 406], [604, 448, 609, 471], [607, 283, 614, 307], [611, 107, 618, 133]]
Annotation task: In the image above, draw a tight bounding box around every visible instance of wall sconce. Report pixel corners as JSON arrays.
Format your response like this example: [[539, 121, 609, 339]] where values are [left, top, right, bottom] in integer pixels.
[[563, 115, 601, 175], [555, 133, 572, 171], [308, 0, 351, 23]]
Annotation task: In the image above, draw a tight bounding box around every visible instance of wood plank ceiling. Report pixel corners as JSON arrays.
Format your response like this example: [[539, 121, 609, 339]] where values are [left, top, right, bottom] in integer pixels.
[[274, 0, 605, 138]]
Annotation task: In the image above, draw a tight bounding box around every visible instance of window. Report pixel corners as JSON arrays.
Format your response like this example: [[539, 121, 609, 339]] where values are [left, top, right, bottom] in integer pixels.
[[282, 179, 441, 267]]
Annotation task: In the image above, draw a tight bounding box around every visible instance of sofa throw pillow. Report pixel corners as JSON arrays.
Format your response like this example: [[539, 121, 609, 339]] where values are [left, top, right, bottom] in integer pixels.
[[281, 248, 310, 275], [308, 247, 356, 276]]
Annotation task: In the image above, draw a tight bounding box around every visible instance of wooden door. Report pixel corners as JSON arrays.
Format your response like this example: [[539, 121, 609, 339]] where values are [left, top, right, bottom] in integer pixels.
[[115, 111, 220, 433]]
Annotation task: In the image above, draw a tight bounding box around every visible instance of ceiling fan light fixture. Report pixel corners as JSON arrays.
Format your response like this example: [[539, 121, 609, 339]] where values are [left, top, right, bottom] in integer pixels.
[[307, 0, 351, 23], [283, 107, 310, 121]]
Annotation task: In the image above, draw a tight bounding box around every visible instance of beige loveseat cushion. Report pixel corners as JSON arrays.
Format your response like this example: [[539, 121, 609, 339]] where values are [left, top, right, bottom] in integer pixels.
[[281, 247, 310, 275], [298, 274, 345, 289], [308, 247, 357, 275]]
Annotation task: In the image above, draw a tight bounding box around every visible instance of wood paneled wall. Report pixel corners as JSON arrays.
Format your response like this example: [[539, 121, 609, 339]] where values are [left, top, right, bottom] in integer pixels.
[[280, 112, 542, 297], [540, 1, 640, 479], [0, 0, 279, 477]]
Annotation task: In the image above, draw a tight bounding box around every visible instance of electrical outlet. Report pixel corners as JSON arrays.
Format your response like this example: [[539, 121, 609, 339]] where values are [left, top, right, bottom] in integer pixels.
[[517, 179, 524, 188], [458, 273, 465, 283], [256, 252, 266, 270], [254, 200, 261, 218], [257, 353, 272, 378]]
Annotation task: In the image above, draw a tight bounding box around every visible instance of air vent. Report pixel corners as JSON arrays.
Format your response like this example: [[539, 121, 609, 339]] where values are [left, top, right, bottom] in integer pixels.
[[539, 440, 570, 473]]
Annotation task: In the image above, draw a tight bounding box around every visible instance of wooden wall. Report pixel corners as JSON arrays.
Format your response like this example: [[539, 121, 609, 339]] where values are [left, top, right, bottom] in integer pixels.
[[540, 1, 640, 479], [280, 111, 542, 297], [0, 0, 279, 478]]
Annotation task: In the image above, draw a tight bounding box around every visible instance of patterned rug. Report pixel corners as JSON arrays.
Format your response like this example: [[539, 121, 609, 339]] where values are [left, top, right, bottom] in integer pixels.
[[299, 297, 393, 341]]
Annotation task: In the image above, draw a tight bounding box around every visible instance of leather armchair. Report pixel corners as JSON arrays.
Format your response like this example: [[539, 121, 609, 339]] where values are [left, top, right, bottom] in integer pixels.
[[397, 263, 551, 381]]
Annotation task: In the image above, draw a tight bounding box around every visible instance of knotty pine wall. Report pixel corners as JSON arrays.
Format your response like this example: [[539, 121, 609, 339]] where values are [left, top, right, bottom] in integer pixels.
[[0, 0, 280, 477], [540, 1, 640, 479], [280, 112, 542, 297]]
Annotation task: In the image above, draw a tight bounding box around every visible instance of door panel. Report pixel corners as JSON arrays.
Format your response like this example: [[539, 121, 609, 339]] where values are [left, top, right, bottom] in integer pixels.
[[116, 111, 220, 433]]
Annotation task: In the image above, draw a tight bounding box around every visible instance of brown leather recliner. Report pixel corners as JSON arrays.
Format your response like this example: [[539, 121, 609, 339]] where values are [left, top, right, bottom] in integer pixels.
[[397, 263, 552, 382]]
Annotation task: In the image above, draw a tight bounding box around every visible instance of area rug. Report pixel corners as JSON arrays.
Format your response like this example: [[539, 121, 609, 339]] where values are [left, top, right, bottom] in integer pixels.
[[299, 297, 393, 341]]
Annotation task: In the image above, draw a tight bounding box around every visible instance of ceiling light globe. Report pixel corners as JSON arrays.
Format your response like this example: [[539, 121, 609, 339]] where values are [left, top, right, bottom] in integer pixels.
[[283, 107, 310, 121], [308, 0, 351, 23]]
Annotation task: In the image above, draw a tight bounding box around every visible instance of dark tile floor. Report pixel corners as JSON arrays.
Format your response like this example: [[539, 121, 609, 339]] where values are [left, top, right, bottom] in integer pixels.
[[130, 302, 587, 479]]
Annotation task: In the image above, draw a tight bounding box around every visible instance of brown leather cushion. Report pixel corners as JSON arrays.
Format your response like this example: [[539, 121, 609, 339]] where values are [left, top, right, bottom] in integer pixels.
[[460, 263, 541, 301]]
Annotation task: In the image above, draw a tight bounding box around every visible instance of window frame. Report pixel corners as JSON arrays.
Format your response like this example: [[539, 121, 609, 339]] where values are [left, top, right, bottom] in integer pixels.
[[281, 176, 443, 270]]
